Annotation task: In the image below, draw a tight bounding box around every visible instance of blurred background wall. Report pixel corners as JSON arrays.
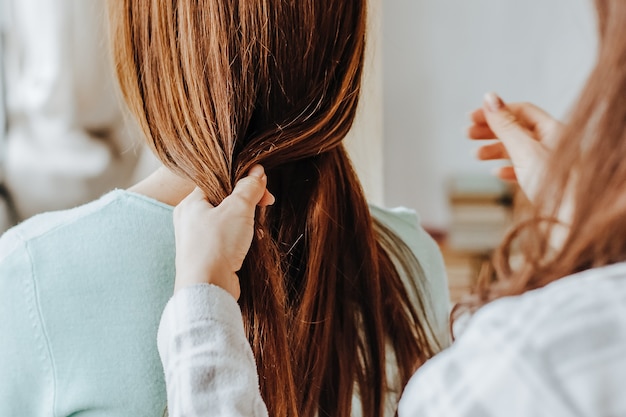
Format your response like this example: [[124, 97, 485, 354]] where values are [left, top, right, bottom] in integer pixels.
[[1, 0, 146, 224], [0, 0, 601, 300], [0, 0, 386, 230], [344, 0, 384, 205], [0, 0, 598, 236]]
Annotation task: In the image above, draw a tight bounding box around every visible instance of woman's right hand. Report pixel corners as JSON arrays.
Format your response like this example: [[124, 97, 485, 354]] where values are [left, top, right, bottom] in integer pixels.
[[173, 165, 275, 300], [467, 93, 564, 202]]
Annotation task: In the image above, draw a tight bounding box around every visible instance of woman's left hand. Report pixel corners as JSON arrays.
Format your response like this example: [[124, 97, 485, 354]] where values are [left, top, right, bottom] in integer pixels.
[[467, 94, 563, 203], [173, 165, 275, 299]]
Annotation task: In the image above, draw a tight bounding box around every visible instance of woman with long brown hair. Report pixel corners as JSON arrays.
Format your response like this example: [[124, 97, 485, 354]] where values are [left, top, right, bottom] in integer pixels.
[[110, 0, 451, 414], [403, 0, 626, 413], [164, 0, 626, 416], [0, 0, 449, 416]]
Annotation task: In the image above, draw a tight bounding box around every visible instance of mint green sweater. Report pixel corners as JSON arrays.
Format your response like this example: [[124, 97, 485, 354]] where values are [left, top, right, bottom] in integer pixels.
[[0, 190, 449, 417]]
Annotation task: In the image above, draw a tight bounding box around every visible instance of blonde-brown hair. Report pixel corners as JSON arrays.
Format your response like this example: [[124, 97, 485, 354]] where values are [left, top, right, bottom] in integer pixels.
[[109, 1, 438, 416], [464, 0, 626, 312]]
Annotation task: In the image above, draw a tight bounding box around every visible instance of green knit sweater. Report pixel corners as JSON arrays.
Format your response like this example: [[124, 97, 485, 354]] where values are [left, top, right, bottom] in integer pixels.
[[0, 190, 449, 417]]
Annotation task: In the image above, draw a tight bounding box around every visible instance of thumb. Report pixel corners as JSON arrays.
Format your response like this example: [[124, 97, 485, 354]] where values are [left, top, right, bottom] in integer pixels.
[[483, 93, 537, 160], [224, 165, 269, 212]]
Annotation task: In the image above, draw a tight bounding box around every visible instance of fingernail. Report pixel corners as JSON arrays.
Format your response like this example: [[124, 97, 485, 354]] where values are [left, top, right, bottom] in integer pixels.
[[484, 92, 503, 112], [249, 165, 265, 178]]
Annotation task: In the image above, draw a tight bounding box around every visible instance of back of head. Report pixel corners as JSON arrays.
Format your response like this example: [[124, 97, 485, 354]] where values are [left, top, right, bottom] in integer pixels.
[[468, 0, 626, 309], [109, 1, 437, 415], [112, 0, 365, 192]]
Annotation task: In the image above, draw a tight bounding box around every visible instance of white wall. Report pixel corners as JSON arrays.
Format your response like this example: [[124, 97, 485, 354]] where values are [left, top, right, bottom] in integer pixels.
[[0, 0, 7, 168], [345, 0, 384, 205], [383, 0, 597, 229]]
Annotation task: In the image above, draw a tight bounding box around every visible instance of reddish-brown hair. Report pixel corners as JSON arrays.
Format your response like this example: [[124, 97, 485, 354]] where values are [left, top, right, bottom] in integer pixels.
[[463, 0, 626, 312], [108, 1, 438, 416]]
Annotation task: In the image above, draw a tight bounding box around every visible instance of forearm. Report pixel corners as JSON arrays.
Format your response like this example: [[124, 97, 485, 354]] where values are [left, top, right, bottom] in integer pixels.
[[157, 284, 268, 417]]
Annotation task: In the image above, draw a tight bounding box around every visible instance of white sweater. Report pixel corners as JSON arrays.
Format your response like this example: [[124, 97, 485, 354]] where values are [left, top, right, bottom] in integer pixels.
[[158, 205, 451, 417], [158, 285, 268, 417], [158, 264, 626, 417]]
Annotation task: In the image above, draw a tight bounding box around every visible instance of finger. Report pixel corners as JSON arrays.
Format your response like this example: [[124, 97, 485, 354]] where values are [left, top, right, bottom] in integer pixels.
[[483, 93, 538, 161], [258, 189, 276, 207], [225, 165, 268, 211], [474, 102, 555, 130], [470, 108, 488, 125], [509, 102, 556, 132], [475, 142, 509, 160], [467, 124, 496, 140], [246, 165, 275, 207], [493, 166, 517, 182]]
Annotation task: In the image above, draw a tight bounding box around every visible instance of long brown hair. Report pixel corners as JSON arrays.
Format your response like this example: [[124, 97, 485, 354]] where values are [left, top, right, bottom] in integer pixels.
[[109, 1, 438, 416], [463, 0, 626, 312]]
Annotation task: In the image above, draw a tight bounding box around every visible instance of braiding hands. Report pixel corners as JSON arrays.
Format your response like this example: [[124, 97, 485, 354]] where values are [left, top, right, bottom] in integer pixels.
[[173, 165, 275, 300]]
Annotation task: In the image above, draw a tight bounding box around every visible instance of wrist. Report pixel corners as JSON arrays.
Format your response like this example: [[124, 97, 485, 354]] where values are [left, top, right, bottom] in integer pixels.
[[174, 266, 240, 299]]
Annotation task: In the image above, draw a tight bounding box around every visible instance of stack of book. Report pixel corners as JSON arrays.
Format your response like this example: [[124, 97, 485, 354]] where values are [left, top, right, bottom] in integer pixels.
[[448, 174, 513, 251], [444, 174, 514, 302]]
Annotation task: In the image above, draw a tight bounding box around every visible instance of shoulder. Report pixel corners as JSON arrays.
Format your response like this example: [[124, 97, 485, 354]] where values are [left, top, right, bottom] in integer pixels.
[[370, 205, 451, 347], [468, 265, 626, 377], [401, 264, 626, 416], [0, 190, 176, 414], [369, 205, 436, 264], [369, 203, 447, 280], [369, 205, 422, 232], [6, 190, 172, 244], [369, 205, 446, 288], [0, 227, 26, 264], [465, 262, 626, 341], [0, 188, 175, 299], [0, 187, 174, 295]]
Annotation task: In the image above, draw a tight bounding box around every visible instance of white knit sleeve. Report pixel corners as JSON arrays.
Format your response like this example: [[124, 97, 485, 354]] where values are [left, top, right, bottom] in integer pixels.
[[158, 284, 268, 417]]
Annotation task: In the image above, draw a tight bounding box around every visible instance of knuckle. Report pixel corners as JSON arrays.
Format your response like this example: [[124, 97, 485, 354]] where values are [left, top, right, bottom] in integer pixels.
[[241, 176, 263, 189], [498, 113, 519, 129], [229, 192, 255, 210]]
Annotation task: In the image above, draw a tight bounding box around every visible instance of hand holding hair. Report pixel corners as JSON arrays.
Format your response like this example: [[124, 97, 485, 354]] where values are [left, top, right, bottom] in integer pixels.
[[467, 93, 563, 202], [173, 165, 275, 299]]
